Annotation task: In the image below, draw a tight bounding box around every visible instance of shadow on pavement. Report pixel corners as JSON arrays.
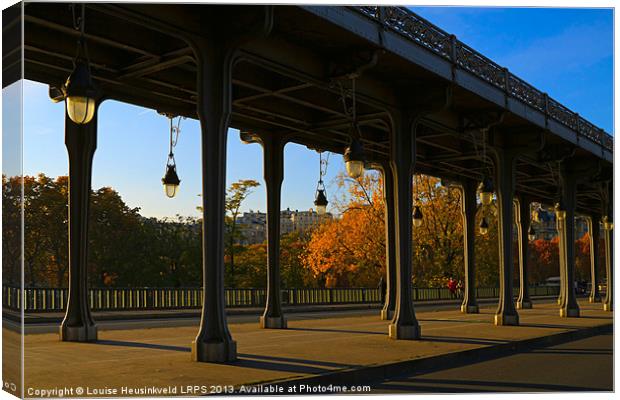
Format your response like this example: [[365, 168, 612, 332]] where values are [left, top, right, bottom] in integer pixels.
[[286, 327, 383, 336], [422, 336, 508, 346], [94, 339, 190, 353], [374, 377, 599, 393]]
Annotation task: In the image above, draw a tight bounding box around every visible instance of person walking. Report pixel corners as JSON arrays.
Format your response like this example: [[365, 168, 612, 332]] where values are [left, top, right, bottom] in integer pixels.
[[457, 280, 464, 299], [448, 277, 457, 299], [378, 276, 387, 304]]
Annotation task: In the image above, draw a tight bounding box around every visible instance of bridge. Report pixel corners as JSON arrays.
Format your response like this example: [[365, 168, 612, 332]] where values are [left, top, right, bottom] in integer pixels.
[[3, 3, 613, 366]]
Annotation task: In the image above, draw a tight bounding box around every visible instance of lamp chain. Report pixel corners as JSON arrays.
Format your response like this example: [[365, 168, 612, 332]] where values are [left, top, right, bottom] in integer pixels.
[[167, 116, 182, 166]]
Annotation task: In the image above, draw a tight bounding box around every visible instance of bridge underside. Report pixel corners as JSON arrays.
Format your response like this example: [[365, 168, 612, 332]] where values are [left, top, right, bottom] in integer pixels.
[[6, 3, 611, 214]]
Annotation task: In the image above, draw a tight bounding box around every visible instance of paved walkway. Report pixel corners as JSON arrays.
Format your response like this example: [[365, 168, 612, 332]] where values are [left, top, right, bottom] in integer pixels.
[[3, 299, 612, 397], [373, 333, 613, 392]]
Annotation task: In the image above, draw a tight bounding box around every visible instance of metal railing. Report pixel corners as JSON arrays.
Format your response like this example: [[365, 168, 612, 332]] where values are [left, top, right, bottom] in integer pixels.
[[2, 285, 560, 313], [352, 6, 613, 152]]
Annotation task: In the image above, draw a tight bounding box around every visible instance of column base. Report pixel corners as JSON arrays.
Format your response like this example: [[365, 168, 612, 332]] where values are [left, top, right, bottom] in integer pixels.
[[589, 296, 601, 303], [603, 303, 613, 312], [460, 304, 479, 314], [191, 339, 237, 363], [516, 300, 532, 309], [560, 307, 580, 318], [388, 323, 421, 340], [494, 313, 519, 326], [380, 309, 394, 320], [259, 315, 287, 329], [59, 324, 98, 342]]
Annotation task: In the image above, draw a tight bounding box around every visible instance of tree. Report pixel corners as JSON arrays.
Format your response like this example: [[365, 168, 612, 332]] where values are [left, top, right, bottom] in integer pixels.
[[225, 179, 260, 286]]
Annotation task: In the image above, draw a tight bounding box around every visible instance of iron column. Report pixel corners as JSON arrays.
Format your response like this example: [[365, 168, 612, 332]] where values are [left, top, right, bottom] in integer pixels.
[[59, 108, 99, 342], [602, 181, 613, 312], [558, 163, 579, 318], [492, 149, 519, 326], [460, 179, 479, 313], [587, 214, 601, 303], [515, 195, 532, 309], [380, 161, 397, 320], [388, 110, 420, 339], [259, 134, 287, 329], [191, 41, 237, 362]]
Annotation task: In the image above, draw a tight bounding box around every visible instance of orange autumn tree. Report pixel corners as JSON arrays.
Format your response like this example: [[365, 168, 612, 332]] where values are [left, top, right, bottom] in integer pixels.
[[302, 173, 485, 288], [302, 172, 386, 287], [411, 175, 465, 286]]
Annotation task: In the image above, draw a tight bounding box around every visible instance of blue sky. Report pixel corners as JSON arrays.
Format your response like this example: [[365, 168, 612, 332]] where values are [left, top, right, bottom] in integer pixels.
[[15, 7, 613, 219]]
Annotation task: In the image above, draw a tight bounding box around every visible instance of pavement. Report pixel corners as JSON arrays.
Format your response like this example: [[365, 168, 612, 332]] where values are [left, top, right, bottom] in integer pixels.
[[372, 333, 613, 392], [1, 299, 613, 397], [3, 295, 558, 334]]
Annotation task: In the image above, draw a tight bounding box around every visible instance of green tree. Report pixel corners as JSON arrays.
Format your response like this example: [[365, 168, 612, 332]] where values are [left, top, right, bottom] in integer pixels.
[[224, 179, 260, 286]]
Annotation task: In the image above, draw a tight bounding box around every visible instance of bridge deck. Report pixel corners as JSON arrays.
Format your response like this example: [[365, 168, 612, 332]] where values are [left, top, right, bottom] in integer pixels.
[[4, 299, 612, 396]]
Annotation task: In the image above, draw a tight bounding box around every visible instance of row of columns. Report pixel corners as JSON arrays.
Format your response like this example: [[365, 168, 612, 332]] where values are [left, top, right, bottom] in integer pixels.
[[58, 39, 612, 364]]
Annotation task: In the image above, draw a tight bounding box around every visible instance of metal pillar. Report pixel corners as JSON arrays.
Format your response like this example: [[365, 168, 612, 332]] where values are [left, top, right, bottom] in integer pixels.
[[558, 163, 579, 318], [557, 215, 566, 306], [460, 179, 479, 313], [602, 181, 613, 312], [515, 195, 532, 309], [191, 41, 237, 362], [388, 111, 420, 339], [59, 110, 99, 342], [260, 134, 287, 329], [492, 149, 519, 326], [380, 161, 397, 320], [603, 224, 613, 311], [587, 215, 601, 303]]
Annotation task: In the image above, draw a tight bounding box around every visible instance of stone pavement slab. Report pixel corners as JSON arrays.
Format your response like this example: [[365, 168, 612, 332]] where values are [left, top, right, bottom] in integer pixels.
[[3, 299, 612, 397]]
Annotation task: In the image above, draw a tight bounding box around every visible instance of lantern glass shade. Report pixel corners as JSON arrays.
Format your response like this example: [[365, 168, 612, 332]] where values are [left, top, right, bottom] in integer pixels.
[[164, 183, 179, 198], [66, 96, 96, 125], [413, 205, 423, 228], [64, 61, 97, 124], [345, 160, 364, 179], [344, 137, 365, 179], [162, 165, 181, 199], [314, 189, 328, 215], [478, 177, 494, 206], [528, 225, 536, 241], [479, 217, 489, 235]]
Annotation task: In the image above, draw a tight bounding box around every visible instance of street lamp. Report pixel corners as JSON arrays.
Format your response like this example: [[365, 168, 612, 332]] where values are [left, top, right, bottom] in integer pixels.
[[60, 4, 97, 124], [161, 116, 182, 198], [344, 136, 365, 179], [479, 216, 489, 235], [314, 151, 329, 215], [528, 224, 536, 241], [478, 176, 494, 206], [64, 61, 97, 124], [314, 189, 328, 215], [413, 203, 423, 228], [162, 164, 181, 198]]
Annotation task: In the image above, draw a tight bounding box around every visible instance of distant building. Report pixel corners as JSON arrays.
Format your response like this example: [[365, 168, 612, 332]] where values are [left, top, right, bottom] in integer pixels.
[[530, 207, 588, 241], [235, 208, 333, 245]]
